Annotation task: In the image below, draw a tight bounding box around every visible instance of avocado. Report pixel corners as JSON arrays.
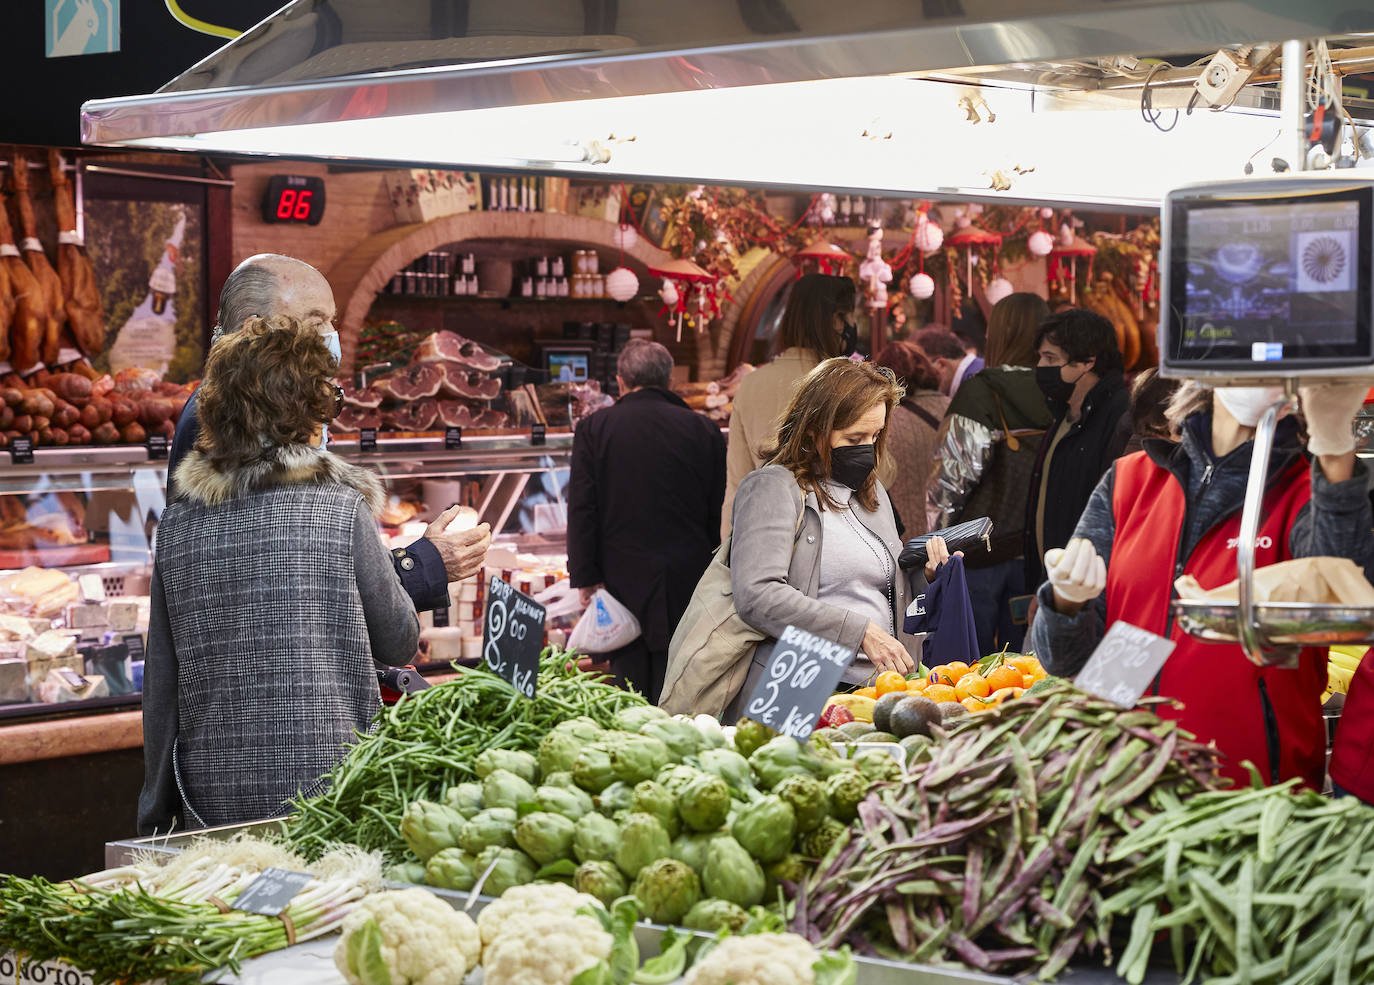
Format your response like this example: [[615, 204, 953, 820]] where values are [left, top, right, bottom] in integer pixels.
[[872, 692, 908, 733], [861, 731, 898, 743], [811, 727, 846, 745], [837, 720, 875, 740], [887, 695, 941, 738], [938, 701, 969, 723], [900, 733, 932, 755]]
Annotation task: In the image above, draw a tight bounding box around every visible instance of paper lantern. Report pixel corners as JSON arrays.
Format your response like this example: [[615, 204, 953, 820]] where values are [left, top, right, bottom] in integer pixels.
[[985, 277, 1014, 305], [612, 223, 638, 250], [914, 217, 944, 254], [909, 273, 936, 299], [605, 266, 639, 302], [1039, 207, 1055, 219], [1028, 230, 1054, 257]]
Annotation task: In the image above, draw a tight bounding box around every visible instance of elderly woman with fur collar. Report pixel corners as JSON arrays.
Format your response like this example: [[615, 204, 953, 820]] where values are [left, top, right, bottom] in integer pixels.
[[138, 315, 419, 834]]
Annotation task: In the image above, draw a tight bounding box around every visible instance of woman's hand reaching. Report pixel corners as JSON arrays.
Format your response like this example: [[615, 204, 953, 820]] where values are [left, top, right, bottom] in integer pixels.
[[861, 622, 915, 675], [924, 535, 962, 581]]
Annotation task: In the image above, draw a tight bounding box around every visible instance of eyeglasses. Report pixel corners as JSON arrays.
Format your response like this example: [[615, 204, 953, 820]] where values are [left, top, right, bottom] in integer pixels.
[[328, 382, 344, 420]]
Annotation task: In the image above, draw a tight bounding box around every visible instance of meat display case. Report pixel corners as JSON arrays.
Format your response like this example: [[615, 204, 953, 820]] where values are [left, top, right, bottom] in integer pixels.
[[0, 432, 574, 723]]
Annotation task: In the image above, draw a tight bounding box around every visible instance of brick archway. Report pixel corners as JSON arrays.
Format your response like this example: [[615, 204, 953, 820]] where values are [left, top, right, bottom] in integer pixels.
[[327, 212, 673, 373], [701, 252, 796, 379]]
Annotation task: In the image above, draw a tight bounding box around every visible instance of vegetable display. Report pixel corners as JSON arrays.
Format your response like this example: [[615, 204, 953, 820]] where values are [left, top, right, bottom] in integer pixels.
[[334, 886, 480, 985]]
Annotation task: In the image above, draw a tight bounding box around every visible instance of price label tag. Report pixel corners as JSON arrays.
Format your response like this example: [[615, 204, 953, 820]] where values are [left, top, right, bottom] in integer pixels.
[[1074, 621, 1177, 708], [0, 951, 94, 984], [57, 667, 89, 690], [146, 434, 169, 460], [432, 606, 450, 628], [9, 437, 33, 465], [360, 428, 378, 452], [445, 427, 463, 450], [531, 423, 547, 446], [743, 625, 854, 739], [123, 633, 146, 663], [483, 576, 545, 698], [231, 867, 313, 916]]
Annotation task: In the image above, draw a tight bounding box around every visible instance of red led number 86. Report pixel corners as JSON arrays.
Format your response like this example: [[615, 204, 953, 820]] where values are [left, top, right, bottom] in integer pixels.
[[276, 189, 314, 220]]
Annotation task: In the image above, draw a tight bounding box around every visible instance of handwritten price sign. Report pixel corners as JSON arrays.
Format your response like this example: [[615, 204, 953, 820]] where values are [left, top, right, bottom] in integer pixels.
[[484, 576, 544, 699], [744, 625, 854, 739], [1074, 621, 1176, 708]]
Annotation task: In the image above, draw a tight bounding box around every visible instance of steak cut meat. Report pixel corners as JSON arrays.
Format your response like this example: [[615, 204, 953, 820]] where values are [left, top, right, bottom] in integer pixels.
[[413, 331, 503, 373], [474, 409, 509, 428], [379, 363, 443, 401], [333, 407, 381, 432], [436, 400, 478, 428], [340, 380, 384, 409], [438, 364, 502, 401], [385, 401, 439, 431]]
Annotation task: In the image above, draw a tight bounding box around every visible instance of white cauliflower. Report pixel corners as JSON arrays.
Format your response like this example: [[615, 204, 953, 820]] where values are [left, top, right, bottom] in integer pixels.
[[482, 911, 612, 985], [476, 882, 604, 951], [684, 933, 821, 985], [334, 887, 480, 985]]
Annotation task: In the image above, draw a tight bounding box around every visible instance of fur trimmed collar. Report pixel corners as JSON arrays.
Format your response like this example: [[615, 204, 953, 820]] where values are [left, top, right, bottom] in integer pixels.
[[172, 444, 387, 515]]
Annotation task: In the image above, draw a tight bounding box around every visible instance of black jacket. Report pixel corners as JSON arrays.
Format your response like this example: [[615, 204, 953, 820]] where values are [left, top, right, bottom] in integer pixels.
[[1023, 372, 1130, 587], [567, 387, 726, 653]]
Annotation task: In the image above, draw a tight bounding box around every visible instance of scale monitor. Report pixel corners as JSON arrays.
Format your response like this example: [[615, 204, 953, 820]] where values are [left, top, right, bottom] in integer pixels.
[[1160, 175, 1374, 382]]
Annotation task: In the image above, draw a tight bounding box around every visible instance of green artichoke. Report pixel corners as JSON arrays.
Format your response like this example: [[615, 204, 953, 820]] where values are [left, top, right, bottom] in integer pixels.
[[595, 780, 636, 816], [854, 748, 904, 783], [670, 831, 720, 872], [399, 800, 467, 861], [613, 705, 669, 732], [536, 783, 594, 820], [474, 748, 539, 783], [610, 735, 672, 785], [482, 768, 537, 811], [678, 772, 730, 833], [824, 769, 867, 822], [632, 857, 702, 924], [423, 848, 479, 891], [732, 718, 776, 759], [474, 846, 537, 895], [774, 774, 829, 833], [695, 748, 754, 793], [765, 853, 808, 896], [657, 764, 703, 798], [572, 811, 621, 864], [639, 719, 704, 761], [702, 835, 765, 907], [384, 861, 426, 884], [747, 737, 813, 789], [574, 860, 628, 907], [572, 746, 618, 793], [539, 717, 605, 775], [457, 807, 518, 854], [731, 795, 796, 864], [543, 770, 576, 789], [616, 811, 672, 879], [631, 780, 681, 839], [799, 817, 848, 859], [443, 782, 484, 816], [682, 898, 750, 934], [514, 810, 577, 865]]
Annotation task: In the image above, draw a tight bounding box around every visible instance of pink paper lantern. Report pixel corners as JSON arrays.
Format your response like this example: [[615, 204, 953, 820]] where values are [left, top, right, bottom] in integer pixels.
[[985, 277, 1014, 305], [605, 266, 639, 302], [1028, 230, 1054, 257], [612, 224, 638, 251], [909, 272, 936, 299], [914, 217, 944, 254]]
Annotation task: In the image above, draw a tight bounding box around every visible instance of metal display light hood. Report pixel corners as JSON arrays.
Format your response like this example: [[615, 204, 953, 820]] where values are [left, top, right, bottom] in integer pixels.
[[81, 0, 1374, 205]]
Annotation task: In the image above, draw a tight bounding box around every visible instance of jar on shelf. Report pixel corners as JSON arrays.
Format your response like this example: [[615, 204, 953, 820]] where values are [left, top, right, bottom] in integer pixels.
[[535, 256, 549, 277], [553, 255, 566, 277], [520, 276, 534, 297]]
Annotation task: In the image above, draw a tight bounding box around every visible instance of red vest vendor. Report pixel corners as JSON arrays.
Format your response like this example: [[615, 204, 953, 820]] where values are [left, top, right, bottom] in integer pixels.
[[1028, 382, 1374, 792]]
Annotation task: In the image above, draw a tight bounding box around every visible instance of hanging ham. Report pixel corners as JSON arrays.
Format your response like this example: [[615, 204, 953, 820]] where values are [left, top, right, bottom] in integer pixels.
[[47, 151, 104, 358], [10, 151, 63, 365], [0, 190, 39, 370]]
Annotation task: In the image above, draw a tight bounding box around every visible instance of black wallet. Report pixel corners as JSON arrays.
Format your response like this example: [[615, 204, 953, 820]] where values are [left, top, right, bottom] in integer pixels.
[[898, 517, 994, 570]]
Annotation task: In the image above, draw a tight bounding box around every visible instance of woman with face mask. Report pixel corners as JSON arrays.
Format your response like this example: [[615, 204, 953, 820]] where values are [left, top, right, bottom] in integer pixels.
[[725, 359, 954, 713], [1029, 379, 1374, 792]]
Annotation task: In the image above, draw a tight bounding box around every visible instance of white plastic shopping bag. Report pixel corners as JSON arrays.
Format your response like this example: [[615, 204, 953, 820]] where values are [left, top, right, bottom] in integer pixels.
[[567, 589, 642, 653]]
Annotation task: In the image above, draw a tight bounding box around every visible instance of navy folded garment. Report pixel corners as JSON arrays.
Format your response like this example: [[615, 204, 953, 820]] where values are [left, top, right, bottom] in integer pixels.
[[904, 554, 980, 666]]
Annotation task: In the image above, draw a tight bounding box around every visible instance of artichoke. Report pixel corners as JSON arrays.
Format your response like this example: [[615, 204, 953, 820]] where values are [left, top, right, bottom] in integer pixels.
[[572, 810, 621, 864], [631, 780, 681, 839], [747, 736, 813, 789], [800, 817, 848, 859], [639, 718, 704, 761], [613, 705, 669, 732], [482, 768, 537, 811], [733, 718, 777, 759], [632, 857, 702, 924], [616, 812, 672, 880], [702, 835, 765, 907], [609, 735, 672, 785], [765, 853, 808, 896], [423, 848, 479, 891], [678, 772, 730, 833], [657, 764, 703, 798], [682, 898, 750, 934], [854, 748, 904, 783], [574, 860, 628, 907], [457, 807, 519, 854], [444, 782, 484, 816], [695, 748, 754, 793], [595, 780, 636, 816], [400, 800, 467, 861], [824, 769, 867, 823], [514, 811, 577, 866], [670, 831, 720, 872], [539, 717, 605, 776], [384, 861, 426, 884], [573, 746, 618, 793], [536, 783, 594, 820], [774, 774, 829, 833], [731, 795, 796, 864], [543, 770, 576, 789], [474, 846, 537, 895], [475, 748, 539, 784]]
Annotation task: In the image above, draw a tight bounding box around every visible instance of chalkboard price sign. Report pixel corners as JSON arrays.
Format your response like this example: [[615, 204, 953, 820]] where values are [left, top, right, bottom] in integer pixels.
[[9, 437, 32, 465], [484, 576, 545, 698], [1074, 621, 1177, 708], [744, 625, 854, 739], [231, 867, 313, 916], [445, 427, 463, 450], [359, 428, 378, 452], [146, 434, 169, 460]]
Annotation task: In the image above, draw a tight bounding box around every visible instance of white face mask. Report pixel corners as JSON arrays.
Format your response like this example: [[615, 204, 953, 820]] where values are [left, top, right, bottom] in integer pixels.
[[321, 330, 341, 367], [1215, 386, 1286, 428]]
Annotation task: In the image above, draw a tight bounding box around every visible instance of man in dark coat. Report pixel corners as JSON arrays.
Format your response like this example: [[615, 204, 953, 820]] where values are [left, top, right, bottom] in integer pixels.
[[568, 340, 726, 703]]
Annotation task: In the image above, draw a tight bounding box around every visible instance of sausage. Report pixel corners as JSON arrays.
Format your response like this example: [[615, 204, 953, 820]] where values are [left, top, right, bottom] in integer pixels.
[[51, 374, 92, 403], [48, 428, 68, 446], [19, 390, 54, 418], [66, 423, 90, 445], [0, 388, 21, 408], [110, 399, 138, 427], [119, 422, 147, 444], [92, 421, 119, 445], [138, 396, 175, 427], [52, 402, 79, 429]]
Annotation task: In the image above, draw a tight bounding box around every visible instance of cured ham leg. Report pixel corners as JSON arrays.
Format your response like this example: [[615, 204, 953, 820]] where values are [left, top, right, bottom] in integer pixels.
[[0, 191, 39, 370], [47, 151, 104, 358], [10, 151, 63, 366], [0, 261, 13, 365]]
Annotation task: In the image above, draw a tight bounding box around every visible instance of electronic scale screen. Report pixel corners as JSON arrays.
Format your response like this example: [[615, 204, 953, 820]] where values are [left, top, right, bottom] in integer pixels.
[[1166, 185, 1372, 370], [548, 351, 590, 382]]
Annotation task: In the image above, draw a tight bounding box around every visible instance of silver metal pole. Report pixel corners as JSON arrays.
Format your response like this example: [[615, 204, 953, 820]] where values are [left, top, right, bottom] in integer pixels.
[[1235, 387, 1297, 664], [1280, 40, 1307, 172]]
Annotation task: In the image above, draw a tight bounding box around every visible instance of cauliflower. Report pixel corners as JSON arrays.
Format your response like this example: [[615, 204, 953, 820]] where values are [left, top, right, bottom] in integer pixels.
[[481, 911, 612, 985], [333, 887, 479, 985], [683, 933, 820, 985], [476, 882, 605, 951]]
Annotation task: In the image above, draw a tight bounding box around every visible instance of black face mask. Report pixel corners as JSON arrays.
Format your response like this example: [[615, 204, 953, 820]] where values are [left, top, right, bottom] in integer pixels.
[[839, 320, 858, 355], [830, 443, 876, 490], [1035, 364, 1076, 410]]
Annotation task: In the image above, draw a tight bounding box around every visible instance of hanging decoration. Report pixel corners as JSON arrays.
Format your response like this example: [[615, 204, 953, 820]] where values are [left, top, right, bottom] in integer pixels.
[[605, 266, 639, 302], [947, 221, 1004, 298], [1028, 229, 1055, 257], [612, 223, 639, 251], [794, 238, 853, 276], [1048, 233, 1097, 303], [909, 272, 936, 300], [649, 257, 716, 341], [985, 277, 1015, 306], [914, 207, 944, 255], [858, 222, 893, 311]]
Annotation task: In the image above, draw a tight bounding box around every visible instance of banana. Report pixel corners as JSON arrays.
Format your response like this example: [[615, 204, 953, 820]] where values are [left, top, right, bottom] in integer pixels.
[[1328, 648, 1365, 674], [1328, 663, 1355, 694], [826, 693, 876, 723]]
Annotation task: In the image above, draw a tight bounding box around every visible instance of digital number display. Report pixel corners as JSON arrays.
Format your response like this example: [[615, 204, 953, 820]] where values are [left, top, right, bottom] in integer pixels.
[[261, 175, 326, 225]]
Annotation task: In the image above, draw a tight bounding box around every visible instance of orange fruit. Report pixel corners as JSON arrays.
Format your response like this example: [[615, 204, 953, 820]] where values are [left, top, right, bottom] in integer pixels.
[[986, 665, 1026, 692], [854, 686, 878, 699], [927, 670, 955, 688], [924, 683, 959, 703], [875, 671, 909, 696], [955, 673, 991, 700], [990, 686, 1022, 704], [961, 696, 987, 713], [944, 661, 972, 681], [906, 676, 929, 692], [1007, 655, 1046, 682]]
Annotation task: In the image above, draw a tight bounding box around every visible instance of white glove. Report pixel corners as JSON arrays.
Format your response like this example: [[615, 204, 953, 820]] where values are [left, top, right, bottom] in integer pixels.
[[1046, 538, 1107, 606], [1300, 382, 1368, 457]]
